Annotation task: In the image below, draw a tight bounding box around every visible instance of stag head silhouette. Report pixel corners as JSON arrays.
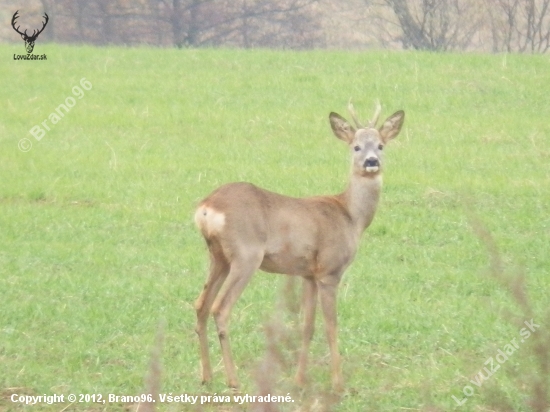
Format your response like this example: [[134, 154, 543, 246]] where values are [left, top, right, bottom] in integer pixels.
[[11, 11, 49, 54]]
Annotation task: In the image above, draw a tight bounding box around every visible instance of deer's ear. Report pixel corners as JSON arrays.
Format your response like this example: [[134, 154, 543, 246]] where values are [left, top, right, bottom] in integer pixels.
[[379, 110, 404, 143], [329, 112, 355, 144]]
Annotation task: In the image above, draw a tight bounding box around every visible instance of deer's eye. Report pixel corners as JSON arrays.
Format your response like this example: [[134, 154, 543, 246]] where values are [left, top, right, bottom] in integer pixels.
[[354, 146, 361, 152], [378, 144, 384, 150]]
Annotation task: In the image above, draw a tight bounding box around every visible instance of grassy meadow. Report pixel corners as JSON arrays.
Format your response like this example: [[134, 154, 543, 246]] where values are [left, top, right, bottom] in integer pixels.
[[0, 44, 549, 411]]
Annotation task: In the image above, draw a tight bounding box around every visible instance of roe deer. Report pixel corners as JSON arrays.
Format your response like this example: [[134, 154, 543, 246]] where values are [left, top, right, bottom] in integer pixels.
[[194, 102, 404, 392]]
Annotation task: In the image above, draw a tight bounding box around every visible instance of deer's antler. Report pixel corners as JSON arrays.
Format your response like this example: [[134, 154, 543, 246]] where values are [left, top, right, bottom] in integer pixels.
[[368, 100, 382, 128], [32, 13, 49, 40], [347, 98, 362, 129], [11, 11, 49, 40], [11, 10, 26, 37]]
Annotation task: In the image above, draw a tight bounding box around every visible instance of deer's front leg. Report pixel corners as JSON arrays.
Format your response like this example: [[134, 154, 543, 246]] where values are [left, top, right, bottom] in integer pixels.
[[295, 277, 318, 387], [318, 279, 343, 392]]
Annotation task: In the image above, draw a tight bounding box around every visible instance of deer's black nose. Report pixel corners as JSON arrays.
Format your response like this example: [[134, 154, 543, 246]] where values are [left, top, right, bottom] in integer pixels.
[[364, 158, 379, 168]]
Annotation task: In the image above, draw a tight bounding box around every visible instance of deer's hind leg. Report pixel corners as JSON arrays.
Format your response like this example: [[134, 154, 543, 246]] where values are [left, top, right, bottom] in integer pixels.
[[195, 242, 229, 384], [211, 247, 264, 388], [318, 275, 344, 393]]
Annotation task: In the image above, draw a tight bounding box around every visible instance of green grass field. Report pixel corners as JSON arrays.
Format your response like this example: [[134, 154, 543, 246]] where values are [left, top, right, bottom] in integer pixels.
[[1, 44, 549, 411]]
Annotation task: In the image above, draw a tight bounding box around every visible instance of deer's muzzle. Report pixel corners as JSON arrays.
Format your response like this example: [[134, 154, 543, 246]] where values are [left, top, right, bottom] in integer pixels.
[[364, 157, 380, 172]]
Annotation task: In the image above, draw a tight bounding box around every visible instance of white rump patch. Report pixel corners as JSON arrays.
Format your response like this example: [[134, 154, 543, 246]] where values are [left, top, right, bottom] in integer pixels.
[[195, 206, 226, 236]]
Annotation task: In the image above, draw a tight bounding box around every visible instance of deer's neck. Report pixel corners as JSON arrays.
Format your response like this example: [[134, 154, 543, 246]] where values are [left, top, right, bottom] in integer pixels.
[[340, 173, 382, 235]]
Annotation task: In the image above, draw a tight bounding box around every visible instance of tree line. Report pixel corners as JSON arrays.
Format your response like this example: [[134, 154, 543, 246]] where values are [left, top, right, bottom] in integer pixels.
[[12, 0, 550, 52]]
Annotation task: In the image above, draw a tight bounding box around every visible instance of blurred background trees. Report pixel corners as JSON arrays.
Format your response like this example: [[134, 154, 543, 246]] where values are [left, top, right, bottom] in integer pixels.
[[1, 0, 549, 52]]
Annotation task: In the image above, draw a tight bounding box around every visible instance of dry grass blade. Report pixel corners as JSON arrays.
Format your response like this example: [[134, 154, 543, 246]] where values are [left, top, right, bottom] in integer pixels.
[[469, 217, 549, 411], [137, 321, 165, 412]]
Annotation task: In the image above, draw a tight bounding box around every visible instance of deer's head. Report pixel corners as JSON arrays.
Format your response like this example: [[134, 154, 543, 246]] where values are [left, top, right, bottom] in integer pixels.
[[11, 11, 49, 54], [330, 101, 404, 176]]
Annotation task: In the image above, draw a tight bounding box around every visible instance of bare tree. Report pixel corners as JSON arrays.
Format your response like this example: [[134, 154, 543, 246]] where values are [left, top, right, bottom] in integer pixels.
[[486, 0, 550, 52], [237, 0, 323, 48], [158, 0, 321, 48], [370, 0, 482, 51], [161, 0, 212, 47]]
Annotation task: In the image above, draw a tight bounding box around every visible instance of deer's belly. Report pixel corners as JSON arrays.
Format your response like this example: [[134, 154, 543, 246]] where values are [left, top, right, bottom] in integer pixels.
[[260, 252, 312, 276]]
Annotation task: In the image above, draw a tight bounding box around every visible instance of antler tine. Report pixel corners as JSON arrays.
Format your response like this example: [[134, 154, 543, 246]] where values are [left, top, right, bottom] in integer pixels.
[[11, 10, 19, 25], [11, 10, 25, 36], [40, 13, 49, 31], [34, 13, 49, 37], [368, 100, 382, 128], [347, 98, 362, 129]]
